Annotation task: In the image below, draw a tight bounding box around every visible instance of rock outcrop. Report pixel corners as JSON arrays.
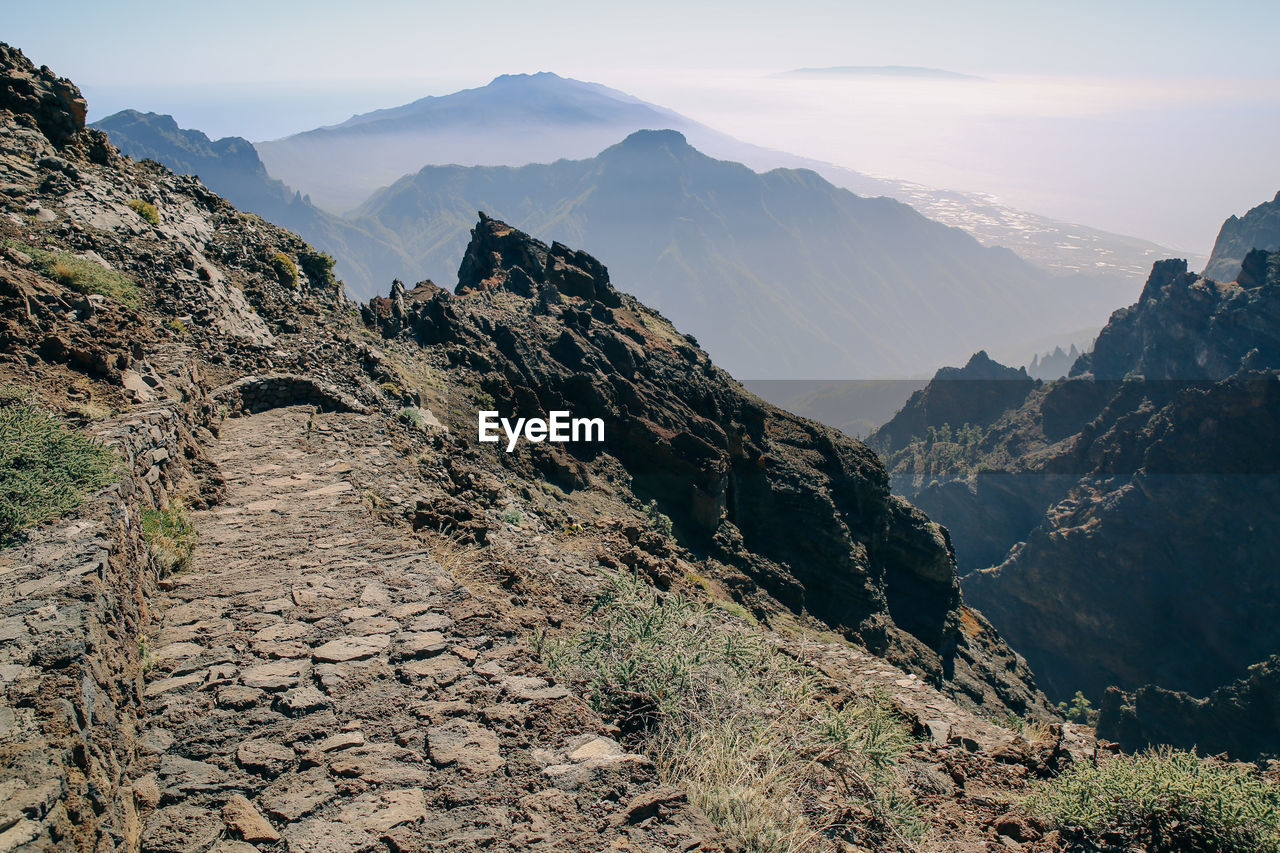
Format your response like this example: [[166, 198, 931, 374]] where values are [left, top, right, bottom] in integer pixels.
[[871, 350, 1037, 459], [1202, 189, 1280, 282], [1099, 656, 1280, 760], [0, 43, 87, 148], [362, 213, 1047, 714]]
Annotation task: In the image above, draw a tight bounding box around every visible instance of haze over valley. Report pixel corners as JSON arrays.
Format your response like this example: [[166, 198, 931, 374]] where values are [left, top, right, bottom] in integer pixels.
[[90, 71, 1198, 381]]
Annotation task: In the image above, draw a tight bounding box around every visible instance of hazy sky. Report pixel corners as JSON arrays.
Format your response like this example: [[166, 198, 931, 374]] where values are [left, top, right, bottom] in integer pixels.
[[7, 0, 1280, 252]]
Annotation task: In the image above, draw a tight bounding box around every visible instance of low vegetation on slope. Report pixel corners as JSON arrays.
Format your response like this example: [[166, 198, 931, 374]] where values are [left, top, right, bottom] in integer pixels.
[[1030, 748, 1280, 852], [0, 394, 118, 544], [3, 238, 140, 307], [539, 572, 924, 852]]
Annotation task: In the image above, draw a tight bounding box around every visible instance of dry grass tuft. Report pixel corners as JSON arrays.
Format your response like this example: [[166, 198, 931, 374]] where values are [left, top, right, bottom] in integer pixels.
[[141, 500, 196, 573], [539, 572, 925, 852]]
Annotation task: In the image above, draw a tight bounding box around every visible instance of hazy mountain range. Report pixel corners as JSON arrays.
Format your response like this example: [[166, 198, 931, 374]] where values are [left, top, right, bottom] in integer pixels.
[[93, 73, 1192, 378], [97, 106, 1138, 378], [254, 72, 701, 214], [345, 129, 1138, 378], [253, 73, 1188, 279]]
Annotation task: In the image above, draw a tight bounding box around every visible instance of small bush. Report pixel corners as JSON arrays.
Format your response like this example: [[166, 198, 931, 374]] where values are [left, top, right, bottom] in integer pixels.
[[713, 598, 757, 625], [540, 572, 923, 851], [1056, 689, 1098, 724], [270, 251, 297, 287], [299, 248, 336, 288], [166, 318, 188, 336], [127, 198, 159, 225], [397, 407, 424, 429], [1030, 748, 1280, 852], [644, 499, 673, 537], [0, 400, 118, 545], [142, 500, 196, 573], [501, 507, 522, 526]]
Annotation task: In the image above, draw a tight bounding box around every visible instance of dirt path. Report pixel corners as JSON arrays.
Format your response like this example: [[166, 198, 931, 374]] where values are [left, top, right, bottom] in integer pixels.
[[136, 406, 723, 853]]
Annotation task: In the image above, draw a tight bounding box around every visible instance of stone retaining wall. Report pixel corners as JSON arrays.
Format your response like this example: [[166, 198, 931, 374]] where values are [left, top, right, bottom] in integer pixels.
[[0, 400, 210, 853]]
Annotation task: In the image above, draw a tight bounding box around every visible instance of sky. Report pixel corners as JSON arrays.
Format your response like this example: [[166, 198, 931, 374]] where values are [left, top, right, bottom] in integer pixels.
[[7, 0, 1280, 252]]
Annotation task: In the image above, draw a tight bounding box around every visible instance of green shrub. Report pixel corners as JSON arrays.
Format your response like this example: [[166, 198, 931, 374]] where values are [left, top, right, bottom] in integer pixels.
[[540, 572, 923, 851], [397, 407, 424, 429], [1029, 748, 1280, 852], [1056, 689, 1098, 724], [127, 198, 159, 225], [142, 500, 197, 573], [0, 399, 118, 545], [713, 598, 757, 625], [299, 248, 336, 287], [644, 499, 673, 537], [501, 507, 522, 526], [270, 251, 297, 287]]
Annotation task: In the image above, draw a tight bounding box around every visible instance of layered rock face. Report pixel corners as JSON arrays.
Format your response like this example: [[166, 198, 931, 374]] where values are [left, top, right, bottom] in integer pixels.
[[872, 250, 1280, 757], [363, 214, 1047, 714]]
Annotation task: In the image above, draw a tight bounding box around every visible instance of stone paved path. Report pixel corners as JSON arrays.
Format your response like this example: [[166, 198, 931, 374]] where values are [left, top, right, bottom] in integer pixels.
[[135, 406, 723, 853]]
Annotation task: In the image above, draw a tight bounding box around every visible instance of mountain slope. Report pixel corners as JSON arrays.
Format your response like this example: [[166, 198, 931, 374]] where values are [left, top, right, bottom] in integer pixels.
[[255, 71, 1187, 280], [1203, 190, 1280, 281], [342, 130, 1129, 378], [90, 109, 407, 290]]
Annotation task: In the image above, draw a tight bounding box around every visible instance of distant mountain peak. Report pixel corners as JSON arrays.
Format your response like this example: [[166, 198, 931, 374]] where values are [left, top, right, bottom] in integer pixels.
[[614, 128, 691, 150], [489, 71, 566, 84], [97, 108, 217, 145], [935, 350, 1030, 382]]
